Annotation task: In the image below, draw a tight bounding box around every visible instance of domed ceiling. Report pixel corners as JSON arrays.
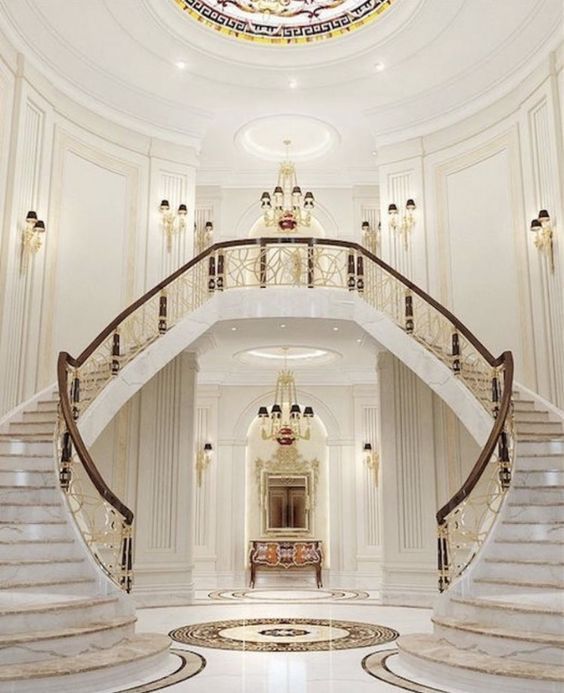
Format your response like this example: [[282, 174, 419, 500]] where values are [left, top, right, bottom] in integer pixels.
[[0, 0, 561, 185], [173, 0, 392, 44]]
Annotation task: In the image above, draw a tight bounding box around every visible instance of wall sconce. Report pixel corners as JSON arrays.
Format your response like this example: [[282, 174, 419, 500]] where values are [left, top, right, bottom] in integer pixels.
[[361, 220, 379, 255], [196, 442, 213, 487], [363, 442, 380, 486], [530, 209, 554, 273], [21, 211, 46, 270], [388, 199, 416, 250], [159, 199, 187, 252], [195, 220, 214, 256]]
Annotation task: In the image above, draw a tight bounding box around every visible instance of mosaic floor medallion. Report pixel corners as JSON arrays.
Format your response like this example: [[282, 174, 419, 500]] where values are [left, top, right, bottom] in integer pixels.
[[170, 618, 398, 652], [118, 649, 205, 692], [208, 588, 371, 602]]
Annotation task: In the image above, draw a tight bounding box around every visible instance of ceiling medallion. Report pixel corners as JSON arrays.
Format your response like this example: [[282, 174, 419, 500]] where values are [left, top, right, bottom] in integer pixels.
[[173, 0, 394, 44]]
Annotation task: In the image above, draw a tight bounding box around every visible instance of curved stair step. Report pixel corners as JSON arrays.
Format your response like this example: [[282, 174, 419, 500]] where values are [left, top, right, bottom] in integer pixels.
[[0, 616, 137, 665], [0, 633, 170, 692], [432, 616, 564, 666], [0, 558, 87, 582], [0, 578, 96, 594], [397, 633, 564, 687]]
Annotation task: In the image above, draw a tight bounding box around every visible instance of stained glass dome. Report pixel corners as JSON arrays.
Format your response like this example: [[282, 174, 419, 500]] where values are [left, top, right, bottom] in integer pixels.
[[173, 0, 394, 44]]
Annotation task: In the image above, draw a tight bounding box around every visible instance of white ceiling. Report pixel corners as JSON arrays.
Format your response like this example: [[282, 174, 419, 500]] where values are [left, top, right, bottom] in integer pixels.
[[191, 317, 382, 385], [0, 0, 561, 184]]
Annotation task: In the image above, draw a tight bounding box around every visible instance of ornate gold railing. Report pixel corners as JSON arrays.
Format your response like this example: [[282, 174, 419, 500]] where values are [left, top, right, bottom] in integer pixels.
[[57, 238, 513, 591]]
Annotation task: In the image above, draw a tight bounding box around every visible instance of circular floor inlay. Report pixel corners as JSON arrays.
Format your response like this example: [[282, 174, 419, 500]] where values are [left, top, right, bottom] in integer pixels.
[[208, 588, 370, 602], [170, 618, 398, 652], [362, 650, 448, 693]]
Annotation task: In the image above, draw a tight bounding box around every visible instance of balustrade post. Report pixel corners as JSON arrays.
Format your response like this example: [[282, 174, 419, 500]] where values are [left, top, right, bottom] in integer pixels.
[[437, 522, 450, 592], [498, 429, 511, 489], [60, 431, 72, 491], [120, 529, 133, 593], [217, 251, 225, 291], [260, 239, 267, 288], [158, 292, 168, 334], [307, 239, 314, 288], [71, 375, 80, 420], [347, 252, 356, 291], [356, 254, 364, 293], [208, 255, 216, 293], [451, 332, 461, 374], [491, 372, 500, 417], [405, 293, 414, 333], [111, 331, 121, 375]]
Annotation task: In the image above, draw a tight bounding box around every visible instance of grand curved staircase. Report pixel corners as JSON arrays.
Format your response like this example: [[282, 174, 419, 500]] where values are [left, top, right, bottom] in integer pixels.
[[0, 237, 562, 691]]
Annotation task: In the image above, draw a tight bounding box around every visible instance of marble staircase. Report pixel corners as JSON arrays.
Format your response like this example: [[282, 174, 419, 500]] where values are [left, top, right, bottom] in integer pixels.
[[0, 388, 170, 692], [398, 389, 564, 692]]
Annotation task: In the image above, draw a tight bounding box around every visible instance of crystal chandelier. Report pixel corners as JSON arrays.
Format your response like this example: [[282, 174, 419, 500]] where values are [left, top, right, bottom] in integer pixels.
[[257, 369, 314, 443], [259, 141, 315, 232]]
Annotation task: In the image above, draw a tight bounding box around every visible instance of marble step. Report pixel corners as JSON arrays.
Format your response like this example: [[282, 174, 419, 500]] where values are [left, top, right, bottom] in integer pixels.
[[0, 455, 54, 471], [0, 577, 97, 595], [0, 485, 61, 504], [0, 434, 54, 442], [0, 633, 171, 693], [0, 558, 88, 583], [0, 470, 55, 486], [0, 595, 125, 633], [515, 421, 564, 435], [511, 486, 564, 504], [513, 399, 539, 412], [1, 503, 65, 523], [0, 616, 137, 665], [474, 577, 564, 597], [478, 557, 564, 582], [515, 456, 564, 471], [0, 520, 71, 542], [495, 521, 564, 542], [0, 539, 81, 561], [0, 440, 53, 456], [35, 401, 58, 413], [514, 472, 564, 487], [8, 423, 56, 436], [516, 440, 564, 455], [514, 410, 553, 423], [492, 538, 564, 561], [21, 410, 59, 424], [432, 616, 564, 666], [448, 595, 564, 634], [506, 501, 564, 523], [397, 633, 564, 689]]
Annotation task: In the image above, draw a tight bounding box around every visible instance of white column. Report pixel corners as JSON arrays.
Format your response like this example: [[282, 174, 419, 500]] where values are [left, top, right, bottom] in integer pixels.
[[378, 351, 437, 606], [132, 350, 197, 606]]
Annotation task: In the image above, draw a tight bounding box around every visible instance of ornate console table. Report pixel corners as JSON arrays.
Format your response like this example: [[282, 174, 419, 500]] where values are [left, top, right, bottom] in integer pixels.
[[249, 540, 323, 588]]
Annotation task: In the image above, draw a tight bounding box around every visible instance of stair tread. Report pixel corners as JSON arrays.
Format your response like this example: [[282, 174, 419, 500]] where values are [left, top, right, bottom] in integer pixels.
[[0, 577, 94, 590], [509, 501, 564, 507], [0, 633, 170, 681], [0, 558, 84, 566], [398, 633, 564, 681], [495, 538, 564, 544], [484, 557, 564, 565], [451, 594, 564, 615], [432, 616, 564, 645], [0, 520, 66, 525], [0, 616, 137, 646], [1, 502, 61, 507], [0, 594, 118, 615], [0, 539, 73, 544], [503, 520, 563, 525], [0, 484, 57, 489], [475, 577, 564, 589]]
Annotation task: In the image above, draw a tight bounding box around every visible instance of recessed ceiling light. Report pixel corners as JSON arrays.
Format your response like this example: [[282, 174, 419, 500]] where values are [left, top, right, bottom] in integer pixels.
[[356, 338, 362, 343], [175, 61, 187, 70], [374, 62, 385, 72], [231, 326, 237, 331], [288, 78, 298, 89], [371, 150, 377, 156], [333, 327, 339, 332], [280, 323, 286, 328]]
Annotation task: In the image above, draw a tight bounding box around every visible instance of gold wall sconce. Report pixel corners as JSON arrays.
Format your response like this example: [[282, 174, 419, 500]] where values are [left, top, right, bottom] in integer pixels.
[[196, 442, 213, 487], [159, 199, 187, 251], [530, 209, 554, 272], [388, 199, 416, 250], [21, 211, 46, 270], [195, 220, 214, 255], [361, 220, 379, 255], [363, 442, 380, 486]]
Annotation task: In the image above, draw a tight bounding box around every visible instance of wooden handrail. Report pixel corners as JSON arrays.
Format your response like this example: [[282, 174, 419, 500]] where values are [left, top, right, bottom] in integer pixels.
[[57, 236, 513, 585]]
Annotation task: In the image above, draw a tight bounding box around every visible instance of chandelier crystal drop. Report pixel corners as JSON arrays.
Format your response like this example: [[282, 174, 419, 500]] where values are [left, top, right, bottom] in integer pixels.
[[257, 368, 314, 444], [259, 140, 315, 232]]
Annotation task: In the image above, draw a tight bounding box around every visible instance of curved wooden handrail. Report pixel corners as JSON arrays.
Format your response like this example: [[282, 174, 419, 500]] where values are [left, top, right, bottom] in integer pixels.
[[57, 236, 513, 588]]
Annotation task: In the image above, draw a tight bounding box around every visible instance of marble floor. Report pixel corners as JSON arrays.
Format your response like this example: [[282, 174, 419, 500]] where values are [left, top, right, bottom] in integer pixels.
[[120, 589, 437, 693]]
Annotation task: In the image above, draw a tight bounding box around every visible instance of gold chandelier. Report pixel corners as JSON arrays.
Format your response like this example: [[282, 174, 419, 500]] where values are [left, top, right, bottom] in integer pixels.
[[259, 141, 315, 232], [257, 369, 314, 443]]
